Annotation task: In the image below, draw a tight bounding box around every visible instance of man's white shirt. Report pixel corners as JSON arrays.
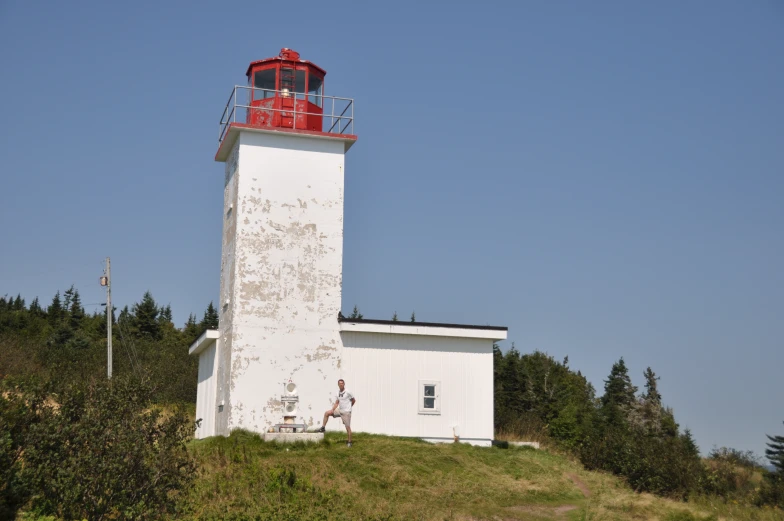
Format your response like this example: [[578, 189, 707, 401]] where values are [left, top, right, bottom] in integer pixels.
[[337, 389, 354, 412]]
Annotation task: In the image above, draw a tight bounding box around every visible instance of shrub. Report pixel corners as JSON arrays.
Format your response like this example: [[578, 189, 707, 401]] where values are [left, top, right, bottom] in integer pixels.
[[699, 447, 763, 501], [495, 412, 549, 443], [758, 473, 784, 508], [708, 446, 762, 469], [579, 427, 702, 498], [548, 402, 592, 450], [22, 376, 196, 520], [0, 377, 46, 519]]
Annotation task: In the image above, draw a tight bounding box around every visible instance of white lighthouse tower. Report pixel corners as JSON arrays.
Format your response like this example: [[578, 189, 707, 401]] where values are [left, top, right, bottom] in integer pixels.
[[192, 48, 356, 437]]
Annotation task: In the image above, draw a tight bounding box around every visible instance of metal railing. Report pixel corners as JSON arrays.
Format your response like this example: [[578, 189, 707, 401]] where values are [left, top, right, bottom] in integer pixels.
[[218, 86, 354, 144]]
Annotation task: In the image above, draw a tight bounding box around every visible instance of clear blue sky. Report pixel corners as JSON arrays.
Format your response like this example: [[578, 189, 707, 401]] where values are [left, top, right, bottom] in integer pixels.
[[1, 1, 782, 458]]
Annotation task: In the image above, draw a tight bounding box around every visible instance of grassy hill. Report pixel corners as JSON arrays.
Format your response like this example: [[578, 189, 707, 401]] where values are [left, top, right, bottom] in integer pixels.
[[179, 431, 784, 521]]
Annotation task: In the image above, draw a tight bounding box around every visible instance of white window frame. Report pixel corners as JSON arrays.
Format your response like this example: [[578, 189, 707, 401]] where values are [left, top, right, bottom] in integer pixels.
[[418, 380, 440, 415]]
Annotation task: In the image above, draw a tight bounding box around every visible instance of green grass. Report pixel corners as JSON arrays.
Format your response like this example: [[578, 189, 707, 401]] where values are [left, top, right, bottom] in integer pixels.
[[179, 431, 784, 521]]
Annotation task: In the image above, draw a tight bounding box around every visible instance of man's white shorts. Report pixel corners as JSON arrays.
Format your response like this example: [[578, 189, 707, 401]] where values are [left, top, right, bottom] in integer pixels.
[[332, 409, 351, 428]]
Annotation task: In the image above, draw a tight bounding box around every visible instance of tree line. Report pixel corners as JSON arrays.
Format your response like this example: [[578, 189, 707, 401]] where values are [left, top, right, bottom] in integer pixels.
[[0, 287, 218, 402], [493, 345, 784, 506]]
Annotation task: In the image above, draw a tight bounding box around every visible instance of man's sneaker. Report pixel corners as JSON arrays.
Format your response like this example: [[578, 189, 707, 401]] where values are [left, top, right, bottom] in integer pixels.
[[347, 442, 352, 447], [316, 426, 325, 433]]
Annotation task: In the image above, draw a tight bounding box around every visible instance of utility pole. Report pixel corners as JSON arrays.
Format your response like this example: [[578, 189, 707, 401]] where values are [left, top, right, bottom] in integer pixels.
[[101, 257, 112, 379]]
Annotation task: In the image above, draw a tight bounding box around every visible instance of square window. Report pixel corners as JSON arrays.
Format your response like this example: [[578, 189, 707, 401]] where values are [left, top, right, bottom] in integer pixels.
[[418, 380, 440, 415]]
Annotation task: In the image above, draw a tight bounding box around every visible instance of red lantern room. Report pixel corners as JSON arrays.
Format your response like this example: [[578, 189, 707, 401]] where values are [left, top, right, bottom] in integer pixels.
[[246, 48, 325, 132], [216, 47, 355, 161]]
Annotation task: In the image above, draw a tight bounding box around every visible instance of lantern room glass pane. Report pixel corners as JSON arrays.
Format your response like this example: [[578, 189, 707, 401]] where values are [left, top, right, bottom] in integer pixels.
[[295, 70, 306, 100], [253, 69, 276, 100], [280, 68, 303, 99], [308, 75, 323, 107]]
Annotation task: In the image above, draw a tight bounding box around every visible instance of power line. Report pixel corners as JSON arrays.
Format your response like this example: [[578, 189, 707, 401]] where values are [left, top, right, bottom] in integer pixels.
[[117, 322, 139, 377], [116, 317, 142, 378]]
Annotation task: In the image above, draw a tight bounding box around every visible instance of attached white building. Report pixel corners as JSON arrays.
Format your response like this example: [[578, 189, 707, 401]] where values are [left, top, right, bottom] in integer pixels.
[[191, 48, 507, 446]]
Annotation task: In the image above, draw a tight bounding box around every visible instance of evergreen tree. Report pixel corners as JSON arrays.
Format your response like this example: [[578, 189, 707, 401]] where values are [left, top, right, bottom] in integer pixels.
[[601, 357, 638, 426], [498, 344, 527, 421], [640, 367, 663, 432], [642, 367, 661, 404], [118, 305, 131, 324], [183, 313, 200, 341], [660, 406, 679, 437], [46, 290, 73, 348], [493, 344, 504, 427], [392, 311, 398, 321], [62, 286, 75, 312], [681, 428, 700, 458], [69, 289, 84, 330], [201, 302, 219, 330], [29, 297, 43, 317], [47, 292, 63, 327], [602, 358, 637, 408], [348, 305, 363, 320], [766, 422, 784, 475], [13, 294, 24, 311], [132, 291, 160, 339], [160, 305, 173, 325], [410, 311, 416, 322]]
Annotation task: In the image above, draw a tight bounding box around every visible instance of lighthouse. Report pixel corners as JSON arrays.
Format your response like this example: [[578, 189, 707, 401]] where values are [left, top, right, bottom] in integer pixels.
[[192, 48, 506, 445], [192, 48, 356, 437]]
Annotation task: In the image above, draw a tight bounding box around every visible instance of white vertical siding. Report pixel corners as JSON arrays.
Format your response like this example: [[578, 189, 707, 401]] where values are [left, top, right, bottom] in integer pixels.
[[340, 332, 494, 442], [195, 341, 218, 439]]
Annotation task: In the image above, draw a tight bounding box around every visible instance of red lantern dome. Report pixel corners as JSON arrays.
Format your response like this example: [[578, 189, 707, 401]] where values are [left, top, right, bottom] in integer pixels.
[[245, 48, 326, 132]]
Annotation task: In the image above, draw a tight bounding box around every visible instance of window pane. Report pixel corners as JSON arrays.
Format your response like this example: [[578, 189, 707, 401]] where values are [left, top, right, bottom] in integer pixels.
[[423, 397, 435, 409], [295, 70, 306, 100], [308, 75, 323, 107], [424, 385, 435, 397], [253, 69, 276, 99], [280, 68, 295, 97]]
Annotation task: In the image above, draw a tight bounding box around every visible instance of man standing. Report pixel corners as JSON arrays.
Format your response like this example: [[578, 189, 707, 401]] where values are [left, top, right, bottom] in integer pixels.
[[318, 379, 355, 447]]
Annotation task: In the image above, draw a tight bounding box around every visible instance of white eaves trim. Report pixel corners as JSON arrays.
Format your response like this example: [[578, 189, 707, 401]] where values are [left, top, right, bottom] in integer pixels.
[[216, 125, 356, 161], [338, 322, 507, 341], [188, 329, 220, 356]]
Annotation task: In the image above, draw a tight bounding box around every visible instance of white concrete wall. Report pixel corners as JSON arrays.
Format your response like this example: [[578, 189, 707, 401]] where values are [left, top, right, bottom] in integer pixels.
[[340, 331, 495, 444], [195, 341, 218, 439], [216, 130, 346, 435]]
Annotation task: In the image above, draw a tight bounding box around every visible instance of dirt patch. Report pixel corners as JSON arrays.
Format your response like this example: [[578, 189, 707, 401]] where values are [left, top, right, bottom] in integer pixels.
[[565, 473, 591, 497]]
